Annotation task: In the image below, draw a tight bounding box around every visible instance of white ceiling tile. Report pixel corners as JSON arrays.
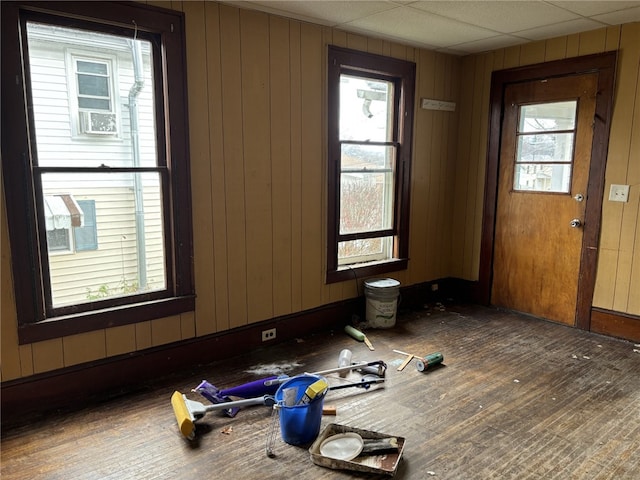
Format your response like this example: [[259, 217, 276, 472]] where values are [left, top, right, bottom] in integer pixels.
[[408, 1, 580, 33], [592, 5, 640, 24], [515, 18, 604, 40], [548, 1, 640, 17], [345, 6, 498, 47], [235, 1, 396, 26], [227, 1, 640, 55], [450, 34, 530, 54]]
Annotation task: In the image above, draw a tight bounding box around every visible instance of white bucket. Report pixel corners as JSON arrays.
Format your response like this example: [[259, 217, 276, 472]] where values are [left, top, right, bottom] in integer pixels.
[[364, 278, 400, 328]]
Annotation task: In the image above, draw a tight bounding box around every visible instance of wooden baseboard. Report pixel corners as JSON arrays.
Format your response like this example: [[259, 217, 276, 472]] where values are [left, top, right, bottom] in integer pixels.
[[591, 308, 640, 342], [0, 298, 357, 421], [1, 279, 458, 421]]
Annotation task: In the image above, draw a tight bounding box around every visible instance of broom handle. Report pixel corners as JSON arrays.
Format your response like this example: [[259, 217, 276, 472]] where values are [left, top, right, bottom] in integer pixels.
[[202, 395, 274, 413], [310, 361, 370, 376], [262, 361, 384, 386]]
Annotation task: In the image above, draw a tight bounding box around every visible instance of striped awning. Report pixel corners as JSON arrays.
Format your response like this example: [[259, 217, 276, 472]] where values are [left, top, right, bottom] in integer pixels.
[[44, 195, 84, 231]]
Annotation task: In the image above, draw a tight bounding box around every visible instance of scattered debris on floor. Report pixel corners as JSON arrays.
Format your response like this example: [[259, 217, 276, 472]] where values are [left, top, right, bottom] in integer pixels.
[[245, 362, 303, 376], [220, 426, 233, 435]]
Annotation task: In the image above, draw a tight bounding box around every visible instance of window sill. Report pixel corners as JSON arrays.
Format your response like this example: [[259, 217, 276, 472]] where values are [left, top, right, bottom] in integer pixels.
[[326, 258, 408, 284], [17, 295, 196, 345]]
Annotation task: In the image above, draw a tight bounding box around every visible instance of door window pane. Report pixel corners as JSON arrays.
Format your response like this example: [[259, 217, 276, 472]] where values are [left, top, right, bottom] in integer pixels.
[[514, 101, 577, 193], [514, 163, 572, 192], [517, 132, 574, 163], [519, 101, 576, 132]]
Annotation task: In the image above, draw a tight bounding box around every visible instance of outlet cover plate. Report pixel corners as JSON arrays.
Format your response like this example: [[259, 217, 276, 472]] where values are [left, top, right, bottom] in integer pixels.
[[609, 184, 630, 202]]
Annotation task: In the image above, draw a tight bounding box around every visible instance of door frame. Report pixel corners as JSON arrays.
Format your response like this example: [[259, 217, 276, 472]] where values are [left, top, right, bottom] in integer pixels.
[[477, 51, 617, 330]]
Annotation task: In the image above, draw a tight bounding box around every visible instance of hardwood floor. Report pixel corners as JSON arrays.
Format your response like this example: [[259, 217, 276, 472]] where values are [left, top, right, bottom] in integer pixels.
[[2, 303, 639, 479]]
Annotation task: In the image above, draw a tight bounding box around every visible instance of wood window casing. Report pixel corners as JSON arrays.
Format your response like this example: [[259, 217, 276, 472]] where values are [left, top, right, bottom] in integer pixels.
[[1, 1, 195, 344], [326, 45, 415, 284]]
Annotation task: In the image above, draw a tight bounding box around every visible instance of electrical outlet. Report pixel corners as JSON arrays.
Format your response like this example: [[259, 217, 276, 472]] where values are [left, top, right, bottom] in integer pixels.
[[262, 328, 276, 342], [609, 184, 630, 203]]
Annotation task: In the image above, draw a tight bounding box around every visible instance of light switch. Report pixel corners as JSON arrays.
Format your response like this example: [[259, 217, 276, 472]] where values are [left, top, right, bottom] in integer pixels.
[[609, 184, 630, 203]]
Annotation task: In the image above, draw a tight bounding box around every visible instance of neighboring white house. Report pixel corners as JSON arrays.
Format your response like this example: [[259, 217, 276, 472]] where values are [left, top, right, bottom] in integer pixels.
[[26, 22, 165, 307]]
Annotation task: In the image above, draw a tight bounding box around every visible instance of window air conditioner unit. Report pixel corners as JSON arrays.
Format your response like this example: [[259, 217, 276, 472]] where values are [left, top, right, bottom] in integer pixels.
[[79, 111, 117, 134]]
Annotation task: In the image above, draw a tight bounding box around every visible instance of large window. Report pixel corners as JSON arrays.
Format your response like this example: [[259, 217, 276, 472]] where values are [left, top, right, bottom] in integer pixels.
[[327, 46, 415, 283], [1, 2, 194, 343]]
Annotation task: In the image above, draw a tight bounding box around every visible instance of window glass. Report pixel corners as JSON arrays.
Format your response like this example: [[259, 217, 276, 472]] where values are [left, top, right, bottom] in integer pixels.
[[2, 2, 194, 342], [42, 172, 166, 308], [339, 75, 393, 143], [47, 228, 71, 252], [327, 46, 415, 281], [340, 144, 395, 235], [514, 100, 577, 193], [26, 22, 165, 308]]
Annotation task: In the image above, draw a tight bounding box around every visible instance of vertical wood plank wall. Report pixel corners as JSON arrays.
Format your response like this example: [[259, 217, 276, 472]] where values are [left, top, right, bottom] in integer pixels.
[[2, 4, 637, 382], [452, 22, 640, 316], [0, 1, 460, 381]]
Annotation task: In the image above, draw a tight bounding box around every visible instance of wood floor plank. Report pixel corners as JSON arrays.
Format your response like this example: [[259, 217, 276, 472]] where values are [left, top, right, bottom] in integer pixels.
[[2, 304, 639, 479]]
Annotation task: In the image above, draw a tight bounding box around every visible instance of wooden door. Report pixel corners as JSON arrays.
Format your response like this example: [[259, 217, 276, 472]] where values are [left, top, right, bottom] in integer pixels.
[[491, 74, 597, 325]]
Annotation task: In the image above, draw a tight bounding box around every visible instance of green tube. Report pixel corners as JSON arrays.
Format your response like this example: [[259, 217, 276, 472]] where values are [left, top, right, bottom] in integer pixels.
[[416, 352, 444, 372], [344, 325, 365, 342]]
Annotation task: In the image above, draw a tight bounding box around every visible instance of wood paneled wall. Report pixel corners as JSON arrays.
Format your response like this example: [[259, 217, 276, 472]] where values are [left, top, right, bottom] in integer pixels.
[[0, 1, 460, 381], [452, 22, 640, 317], [4, 3, 636, 382]]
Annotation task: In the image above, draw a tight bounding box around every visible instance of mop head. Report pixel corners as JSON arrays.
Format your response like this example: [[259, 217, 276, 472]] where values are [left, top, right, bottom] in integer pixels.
[[171, 391, 196, 440]]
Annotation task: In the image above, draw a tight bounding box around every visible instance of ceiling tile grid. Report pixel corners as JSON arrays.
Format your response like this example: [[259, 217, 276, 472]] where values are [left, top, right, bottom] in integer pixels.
[[225, 1, 640, 54]]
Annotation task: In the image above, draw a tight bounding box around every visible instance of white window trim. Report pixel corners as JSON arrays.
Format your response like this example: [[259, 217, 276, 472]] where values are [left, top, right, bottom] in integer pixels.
[[47, 227, 74, 254], [65, 48, 121, 138]]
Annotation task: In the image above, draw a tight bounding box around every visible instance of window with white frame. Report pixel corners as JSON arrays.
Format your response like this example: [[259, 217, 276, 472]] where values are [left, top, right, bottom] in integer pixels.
[[74, 57, 117, 134]]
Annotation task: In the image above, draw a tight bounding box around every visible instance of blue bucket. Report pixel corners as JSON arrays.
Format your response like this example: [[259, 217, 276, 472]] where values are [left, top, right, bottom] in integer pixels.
[[275, 374, 326, 445]]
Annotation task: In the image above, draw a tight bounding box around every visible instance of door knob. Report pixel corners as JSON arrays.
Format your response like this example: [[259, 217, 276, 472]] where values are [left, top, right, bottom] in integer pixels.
[[574, 193, 584, 202], [570, 218, 582, 228]]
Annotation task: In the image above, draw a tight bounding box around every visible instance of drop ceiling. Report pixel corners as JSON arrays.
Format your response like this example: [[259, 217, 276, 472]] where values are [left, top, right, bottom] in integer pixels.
[[224, 1, 640, 55]]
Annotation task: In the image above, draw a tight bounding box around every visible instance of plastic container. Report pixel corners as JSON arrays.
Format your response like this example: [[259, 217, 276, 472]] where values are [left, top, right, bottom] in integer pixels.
[[337, 349, 352, 377], [364, 278, 400, 328], [275, 374, 327, 445]]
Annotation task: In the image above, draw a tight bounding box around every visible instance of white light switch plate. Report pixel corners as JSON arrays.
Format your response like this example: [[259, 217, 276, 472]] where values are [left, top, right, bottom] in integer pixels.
[[609, 184, 630, 202]]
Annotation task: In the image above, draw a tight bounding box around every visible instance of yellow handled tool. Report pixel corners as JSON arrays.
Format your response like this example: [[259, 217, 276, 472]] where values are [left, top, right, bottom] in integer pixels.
[[171, 391, 275, 440]]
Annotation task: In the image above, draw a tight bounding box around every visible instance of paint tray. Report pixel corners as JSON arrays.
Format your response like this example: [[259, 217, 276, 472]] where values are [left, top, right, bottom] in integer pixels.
[[309, 423, 405, 476]]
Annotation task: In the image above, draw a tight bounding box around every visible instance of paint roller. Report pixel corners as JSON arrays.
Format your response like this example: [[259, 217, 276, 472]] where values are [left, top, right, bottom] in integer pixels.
[[344, 325, 375, 350], [171, 392, 276, 440]]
